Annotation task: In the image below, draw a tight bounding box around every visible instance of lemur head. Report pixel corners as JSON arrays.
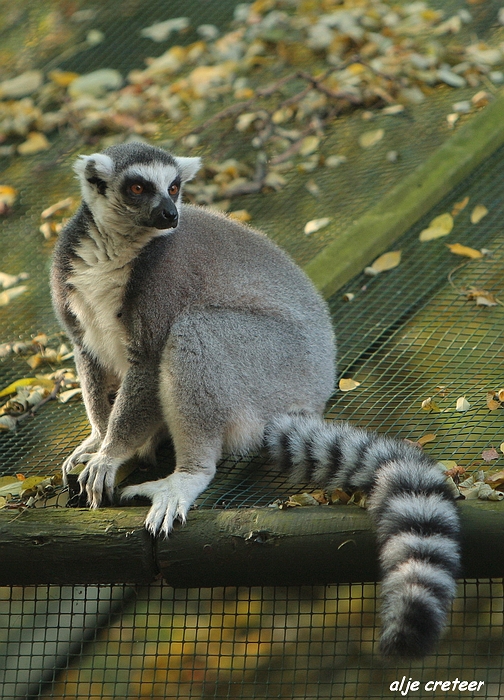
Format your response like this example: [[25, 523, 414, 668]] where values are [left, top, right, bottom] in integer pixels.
[[74, 142, 201, 232]]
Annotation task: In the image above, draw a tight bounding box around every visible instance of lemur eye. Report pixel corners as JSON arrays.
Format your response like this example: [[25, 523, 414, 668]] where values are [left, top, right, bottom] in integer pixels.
[[168, 183, 179, 196], [130, 183, 144, 194]]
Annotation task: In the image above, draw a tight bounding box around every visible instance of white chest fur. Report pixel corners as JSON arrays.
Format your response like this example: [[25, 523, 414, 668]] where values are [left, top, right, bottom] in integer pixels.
[[68, 237, 132, 378]]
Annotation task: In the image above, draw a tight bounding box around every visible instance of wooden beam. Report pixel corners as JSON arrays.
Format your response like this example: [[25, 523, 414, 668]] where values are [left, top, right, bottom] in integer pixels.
[[1, 501, 503, 586], [304, 90, 504, 298]]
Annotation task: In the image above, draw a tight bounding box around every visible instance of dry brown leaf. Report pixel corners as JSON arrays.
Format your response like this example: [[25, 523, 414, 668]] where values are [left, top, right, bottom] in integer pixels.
[[485, 470, 504, 488], [446, 243, 483, 259], [451, 196, 469, 216], [470, 204, 488, 224], [339, 378, 361, 392], [486, 391, 502, 410], [330, 488, 351, 505], [364, 250, 401, 276], [419, 213, 453, 241], [482, 447, 500, 462]]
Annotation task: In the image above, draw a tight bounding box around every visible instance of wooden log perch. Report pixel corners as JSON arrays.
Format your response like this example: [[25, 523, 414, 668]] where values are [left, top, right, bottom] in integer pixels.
[[0, 501, 503, 586]]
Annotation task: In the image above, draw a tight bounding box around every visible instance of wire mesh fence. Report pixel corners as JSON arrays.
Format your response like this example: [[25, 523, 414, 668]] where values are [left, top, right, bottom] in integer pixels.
[[1, 581, 503, 699], [1, 0, 504, 697]]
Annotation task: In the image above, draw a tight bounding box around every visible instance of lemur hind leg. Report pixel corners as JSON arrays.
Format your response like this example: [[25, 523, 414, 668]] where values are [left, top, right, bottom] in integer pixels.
[[121, 309, 332, 535]]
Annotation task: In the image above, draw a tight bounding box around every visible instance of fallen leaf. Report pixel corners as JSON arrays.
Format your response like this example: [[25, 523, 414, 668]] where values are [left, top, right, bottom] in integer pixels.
[[140, 17, 190, 42], [17, 132, 50, 155], [286, 492, 320, 507], [339, 378, 361, 392], [444, 464, 466, 479], [482, 447, 500, 462], [330, 488, 351, 504], [364, 250, 401, 275], [20, 476, 47, 494], [451, 196, 469, 216], [305, 179, 320, 197], [0, 377, 54, 398], [456, 396, 471, 412], [0, 477, 23, 496], [58, 388, 82, 403], [0, 285, 27, 306], [0, 271, 28, 289], [0, 185, 18, 213], [470, 204, 488, 224], [487, 391, 502, 410], [228, 209, 251, 222], [359, 129, 384, 148], [41, 197, 74, 219], [447, 243, 483, 259], [466, 288, 498, 307], [419, 213, 454, 241], [417, 433, 437, 447], [421, 397, 441, 412], [304, 217, 331, 235], [299, 135, 320, 156], [485, 470, 504, 488]]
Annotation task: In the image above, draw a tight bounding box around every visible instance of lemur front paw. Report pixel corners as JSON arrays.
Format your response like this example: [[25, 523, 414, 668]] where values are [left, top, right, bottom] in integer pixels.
[[78, 453, 122, 508], [121, 471, 211, 537], [62, 432, 102, 482]]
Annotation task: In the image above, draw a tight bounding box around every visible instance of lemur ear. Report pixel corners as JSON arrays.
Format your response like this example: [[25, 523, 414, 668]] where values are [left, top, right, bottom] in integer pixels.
[[174, 156, 201, 183], [74, 153, 114, 195]]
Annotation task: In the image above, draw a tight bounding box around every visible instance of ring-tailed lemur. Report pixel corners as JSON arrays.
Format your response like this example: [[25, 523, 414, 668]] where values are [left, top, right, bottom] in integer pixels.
[[51, 142, 460, 658]]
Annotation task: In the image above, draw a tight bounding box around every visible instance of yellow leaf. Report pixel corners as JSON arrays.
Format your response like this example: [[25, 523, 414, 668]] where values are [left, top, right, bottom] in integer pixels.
[[0, 377, 54, 398], [228, 209, 251, 222], [447, 243, 483, 259], [419, 213, 453, 241], [339, 378, 361, 392], [48, 70, 79, 87], [470, 204, 488, 224], [299, 135, 320, 156], [451, 196, 469, 216], [20, 476, 47, 494], [365, 250, 401, 275], [17, 132, 50, 155], [358, 129, 384, 148], [417, 433, 437, 447], [0, 185, 18, 207]]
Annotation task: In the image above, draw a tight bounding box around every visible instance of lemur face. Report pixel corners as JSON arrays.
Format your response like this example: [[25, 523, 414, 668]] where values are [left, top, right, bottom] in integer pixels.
[[73, 143, 201, 232]]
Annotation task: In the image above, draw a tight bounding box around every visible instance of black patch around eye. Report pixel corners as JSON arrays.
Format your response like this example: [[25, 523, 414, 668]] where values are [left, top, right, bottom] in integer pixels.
[[122, 175, 156, 199]]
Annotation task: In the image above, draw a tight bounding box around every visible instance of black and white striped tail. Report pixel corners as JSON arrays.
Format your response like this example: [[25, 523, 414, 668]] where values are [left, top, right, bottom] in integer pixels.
[[264, 414, 460, 658]]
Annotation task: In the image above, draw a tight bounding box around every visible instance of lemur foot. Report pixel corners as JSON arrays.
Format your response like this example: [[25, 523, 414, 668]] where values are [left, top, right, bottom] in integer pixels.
[[77, 453, 122, 508], [121, 470, 212, 537], [62, 432, 102, 483]]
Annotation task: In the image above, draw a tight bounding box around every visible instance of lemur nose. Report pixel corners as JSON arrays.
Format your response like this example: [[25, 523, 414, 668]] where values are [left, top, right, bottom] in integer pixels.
[[162, 208, 177, 221]]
